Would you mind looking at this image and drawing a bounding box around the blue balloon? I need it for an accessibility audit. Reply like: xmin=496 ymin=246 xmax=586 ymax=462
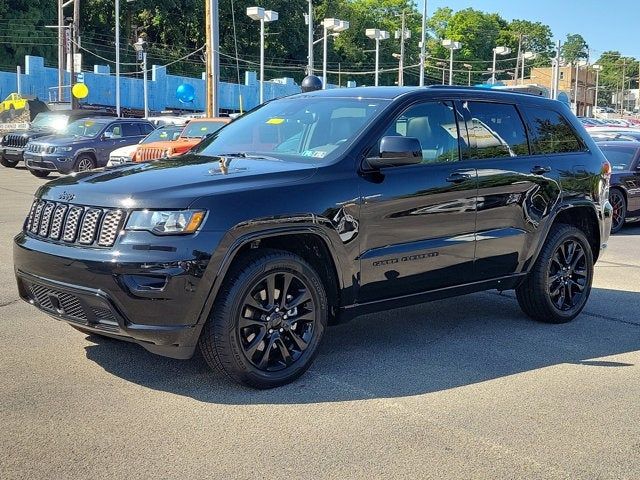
xmin=176 ymin=83 xmax=195 ymax=103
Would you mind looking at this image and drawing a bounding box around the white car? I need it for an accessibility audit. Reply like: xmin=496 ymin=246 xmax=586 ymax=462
xmin=107 ymin=124 xmax=185 ymax=166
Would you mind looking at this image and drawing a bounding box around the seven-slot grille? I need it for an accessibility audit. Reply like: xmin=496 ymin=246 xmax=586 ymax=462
xmin=25 ymin=199 xmax=125 ymax=247
xmin=2 ymin=133 xmax=29 ymax=148
xmin=136 ymin=147 xmax=166 ymax=162
xmin=26 ymin=144 xmax=55 ymax=154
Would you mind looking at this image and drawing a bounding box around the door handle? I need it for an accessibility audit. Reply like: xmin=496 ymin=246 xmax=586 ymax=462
xmin=446 ymin=171 xmax=473 ymax=183
xmin=530 ymin=165 xmax=551 ymax=175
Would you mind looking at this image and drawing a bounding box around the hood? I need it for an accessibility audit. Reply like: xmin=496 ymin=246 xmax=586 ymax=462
xmin=110 ymin=144 xmax=138 ymax=158
xmin=139 ymin=138 xmax=197 ymax=150
xmin=30 ymin=134 xmax=94 ymax=146
xmin=36 ymin=154 xmax=318 ymax=208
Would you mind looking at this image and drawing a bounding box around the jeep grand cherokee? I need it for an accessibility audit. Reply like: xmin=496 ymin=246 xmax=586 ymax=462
xmin=14 ymin=87 xmax=612 ymax=388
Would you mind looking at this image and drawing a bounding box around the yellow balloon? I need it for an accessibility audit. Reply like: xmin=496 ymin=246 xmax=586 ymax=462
xmin=72 ymin=83 xmax=89 ymax=99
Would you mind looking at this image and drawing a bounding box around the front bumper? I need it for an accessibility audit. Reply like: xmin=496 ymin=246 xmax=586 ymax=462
xmin=1 ymin=146 xmax=25 ymax=162
xmin=24 ymin=152 xmax=74 ymax=173
xmin=13 ymin=230 xmax=223 ymax=359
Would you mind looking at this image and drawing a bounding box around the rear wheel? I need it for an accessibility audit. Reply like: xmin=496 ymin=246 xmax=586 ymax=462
xmin=29 ymin=169 xmax=50 ymax=178
xmin=516 ymin=224 xmax=594 ymax=324
xmin=609 ymin=189 xmax=626 ymax=234
xmin=199 ymin=249 xmax=327 ymax=389
xmin=0 ymin=156 xmax=18 ymax=168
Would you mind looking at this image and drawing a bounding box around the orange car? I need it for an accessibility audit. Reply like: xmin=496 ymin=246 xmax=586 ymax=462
xmin=133 ymin=117 xmax=230 ymax=162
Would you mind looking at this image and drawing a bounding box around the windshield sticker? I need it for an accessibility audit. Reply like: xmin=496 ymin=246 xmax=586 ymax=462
xmin=302 ymin=150 xmax=327 ymax=158
xmin=266 ymin=117 xmax=285 ymax=125
xmin=200 ymin=126 xmax=208 ymax=131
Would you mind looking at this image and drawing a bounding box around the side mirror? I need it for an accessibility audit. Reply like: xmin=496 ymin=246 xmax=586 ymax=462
xmin=366 ymin=136 xmax=423 ymax=169
xmin=102 ymin=131 xmax=113 ymax=140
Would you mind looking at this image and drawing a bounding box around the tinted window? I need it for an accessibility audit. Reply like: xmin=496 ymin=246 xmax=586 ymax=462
xmin=462 ymin=101 xmax=529 ymax=159
xmin=599 ymin=146 xmax=639 ymax=171
xmin=141 ymin=123 xmax=156 ymax=135
xmin=182 ymin=121 xmax=228 ymax=138
xmin=524 ymin=107 xmax=586 ymax=154
xmin=380 ymin=101 xmax=459 ymax=164
xmin=122 ymin=123 xmax=141 ymax=137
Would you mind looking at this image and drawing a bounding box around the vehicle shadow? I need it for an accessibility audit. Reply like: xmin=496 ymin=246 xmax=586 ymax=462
xmin=83 ymin=287 xmax=640 ymax=404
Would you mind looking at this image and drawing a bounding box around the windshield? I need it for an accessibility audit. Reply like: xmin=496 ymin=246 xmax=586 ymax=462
xmin=181 ymin=121 xmax=227 ymax=138
xmin=31 ymin=113 xmax=69 ymax=132
xmin=142 ymin=125 xmax=183 ymax=144
xmin=66 ymin=119 xmax=108 ymax=137
xmin=600 ymin=146 xmax=640 ymax=171
xmin=195 ymin=97 xmax=390 ymax=163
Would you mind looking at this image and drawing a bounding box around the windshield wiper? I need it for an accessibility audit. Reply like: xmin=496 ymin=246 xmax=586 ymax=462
xmin=218 ymin=152 xmax=282 ymax=161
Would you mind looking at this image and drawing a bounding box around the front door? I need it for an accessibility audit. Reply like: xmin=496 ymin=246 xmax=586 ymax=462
xmin=357 ymin=100 xmax=478 ymax=303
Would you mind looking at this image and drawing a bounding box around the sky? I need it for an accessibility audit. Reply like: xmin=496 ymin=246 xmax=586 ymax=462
xmin=418 ymin=0 xmax=640 ymax=60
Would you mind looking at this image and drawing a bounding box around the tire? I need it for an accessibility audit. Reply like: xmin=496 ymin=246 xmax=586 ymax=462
xmin=0 ymin=155 xmax=19 ymax=168
xmin=29 ymin=169 xmax=50 ymax=178
xmin=516 ymin=224 xmax=594 ymax=324
xmin=609 ymin=189 xmax=626 ymax=234
xmin=75 ymin=155 xmax=96 ymax=172
xmin=199 ymin=249 xmax=328 ymax=389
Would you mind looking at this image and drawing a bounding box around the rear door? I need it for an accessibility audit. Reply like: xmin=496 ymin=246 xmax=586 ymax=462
xmin=357 ymin=99 xmax=478 ymax=303
xmin=458 ymin=100 xmax=561 ymax=280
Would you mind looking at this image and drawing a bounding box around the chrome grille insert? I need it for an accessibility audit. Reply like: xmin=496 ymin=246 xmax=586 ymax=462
xmin=25 ymin=200 xmax=38 ymax=231
xmin=38 ymin=202 xmax=55 ymax=237
xmin=79 ymin=209 xmax=102 ymax=245
xmin=62 ymin=206 xmax=84 ymax=242
xmin=30 ymin=201 xmax=45 ymax=233
xmin=98 ymin=210 xmax=124 ymax=247
xmin=49 ymin=204 xmax=68 ymax=240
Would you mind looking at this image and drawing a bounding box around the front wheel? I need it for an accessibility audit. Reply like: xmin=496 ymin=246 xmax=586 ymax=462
xmin=29 ymin=169 xmax=50 ymax=178
xmin=199 ymin=249 xmax=328 ymax=389
xmin=0 ymin=156 xmax=19 ymax=168
xmin=516 ymin=224 xmax=594 ymax=324
xmin=609 ymin=189 xmax=626 ymax=234
xmin=75 ymin=155 xmax=96 ymax=172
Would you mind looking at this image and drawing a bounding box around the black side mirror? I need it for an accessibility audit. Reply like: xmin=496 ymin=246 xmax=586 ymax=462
xmin=366 ymin=136 xmax=422 ymax=169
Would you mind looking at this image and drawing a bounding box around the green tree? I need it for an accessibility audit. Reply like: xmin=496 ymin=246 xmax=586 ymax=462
xmin=561 ymin=33 xmax=589 ymax=64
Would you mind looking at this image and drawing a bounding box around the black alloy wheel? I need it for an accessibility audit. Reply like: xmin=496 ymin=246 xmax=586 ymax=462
xmin=516 ymin=224 xmax=593 ymax=324
xmin=238 ymin=271 xmax=317 ymax=372
xmin=547 ymin=239 xmax=588 ymax=311
xmin=609 ymin=190 xmax=626 ymax=234
xmin=199 ymin=249 xmax=327 ymax=389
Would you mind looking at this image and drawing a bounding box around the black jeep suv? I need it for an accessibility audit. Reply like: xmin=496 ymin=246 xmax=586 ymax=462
xmin=14 ymin=87 xmax=612 ymax=388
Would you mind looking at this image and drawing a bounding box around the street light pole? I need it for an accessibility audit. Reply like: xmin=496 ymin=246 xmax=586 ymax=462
xmin=491 ymin=46 xmax=511 ymax=84
xmin=442 ymin=39 xmax=461 ymax=85
xmin=521 ymin=52 xmax=536 ymax=85
xmin=115 ymin=0 xmax=120 ymax=116
xmin=322 ymin=18 xmax=348 ymax=89
xmin=366 ymin=29 xmax=389 ymax=87
xmin=260 ymin=16 xmax=265 ymax=103
xmin=398 ymin=11 xmax=405 ymax=87
xmin=247 ymin=7 xmax=278 ymax=104
xmin=593 ymin=64 xmax=602 ymax=115
xmin=58 ymin=0 xmax=63 ymax=102
xmin=463 ymin=63 xmax=472 ymax=86
xmin=419 ymin=0 xmax=427 ymax=86
xmin=307 ymin=0 xmax=313 ymax=75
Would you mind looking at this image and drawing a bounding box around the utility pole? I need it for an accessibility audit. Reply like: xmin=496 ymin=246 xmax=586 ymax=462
xmin=58 ymin=0 xmax=64 ymax=102
xmin=399 ymin=10 xmax=406 ymax=87
xmin=205 ymin=0 xmax=220 ymax=116
xmin=620 ymin=58 xmax=627 ymax=115
xmin=71 ymin=0 xmax=79 ymax=109
xmin=514 ymin=33 xmax=522 ymax=85
xmin=419 ymin=0 xmax=427 ymax=86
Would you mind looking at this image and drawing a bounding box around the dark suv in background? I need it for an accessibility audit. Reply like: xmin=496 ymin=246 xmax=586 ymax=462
xmin=23 ymin=117 xmax=155 ymax=177
xmin=14 ymin=87 xmax=612 ymax=388
xmin=1 ymin=109 xmax=113 ymax=168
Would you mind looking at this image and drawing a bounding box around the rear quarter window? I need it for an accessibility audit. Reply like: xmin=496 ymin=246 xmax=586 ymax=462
xmin=523 ymin=106 xmax=587 ymax=155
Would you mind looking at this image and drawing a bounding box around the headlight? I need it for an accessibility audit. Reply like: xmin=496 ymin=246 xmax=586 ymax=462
xmin=55 ymin=146 xmax=73 ymax=153
xmin=162 ymin=149 xmax=171 ymax=158
xmin=125 ymin=209 xmax=206 ymax=235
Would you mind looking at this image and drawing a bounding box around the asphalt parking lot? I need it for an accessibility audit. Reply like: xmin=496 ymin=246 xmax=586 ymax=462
xmin=1 ymin=166 xmax=639 ymax=479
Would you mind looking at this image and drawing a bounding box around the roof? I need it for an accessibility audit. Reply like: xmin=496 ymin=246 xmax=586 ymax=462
xmin=291 ymin=85 xmax=562 ymax=107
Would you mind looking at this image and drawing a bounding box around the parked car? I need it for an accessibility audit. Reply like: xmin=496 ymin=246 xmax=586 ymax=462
xmin=107 ymin=124 xmax=183 ymax=167
xmin=589 ymin=131 xmax=640 ymax=143
xmin=23 ymin=117 xmax=154 ymax=177
xmin=133 ymin=117 xmax=230 ymax=162
xmin=0 ymin=93 xmax=27 ymax=115
xmin=14 ymin=87 xmax=612 ymax=388
xmin=1 ymin=109 xmax=114 ymax=168
xmin=596 ymin=141 xmax=640 ymax=233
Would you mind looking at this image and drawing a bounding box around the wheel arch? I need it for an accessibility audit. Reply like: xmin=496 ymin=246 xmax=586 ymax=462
xmin=197 ymin=226 xmax=349 ymax=327
xmin=543 ymin=203 xmax=602 ymax=264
